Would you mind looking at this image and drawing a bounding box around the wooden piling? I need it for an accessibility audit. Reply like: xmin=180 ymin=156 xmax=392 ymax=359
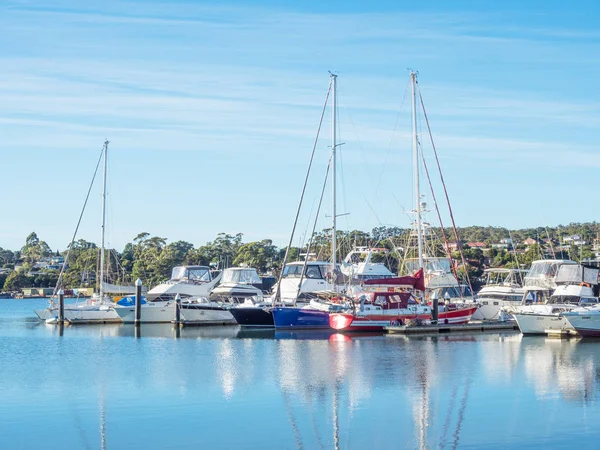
xmin=134 ymin=278 xmax=142 ymax=326
xmin=58 ymin=289 xmax=65 ymax=324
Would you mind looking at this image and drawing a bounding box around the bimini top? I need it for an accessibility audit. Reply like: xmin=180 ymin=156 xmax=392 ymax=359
xmin=524 ymin=259 xmax=577 ymax=290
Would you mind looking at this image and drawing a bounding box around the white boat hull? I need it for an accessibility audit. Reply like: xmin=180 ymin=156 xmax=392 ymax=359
xmin=473 ymin=300 xmax=520 ymax=321
xmin=35 ymin=305 xmax=121 ymax=323
xmin=562 ymin=311 xmax=600 ymax=337
xmin=512 ymin=313 xmax=572 ymax=335
xmin=115 ymin=303 xmax=235 ymax=324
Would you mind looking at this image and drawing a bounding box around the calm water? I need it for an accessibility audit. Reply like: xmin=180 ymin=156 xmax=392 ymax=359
xmin=2 ymin=300 xmax=600 ymax=449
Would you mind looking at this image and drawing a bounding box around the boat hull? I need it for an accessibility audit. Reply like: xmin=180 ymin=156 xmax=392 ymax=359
xmin=229 ymin=307 xmax=274 ymax=327
xmin=512 ymin=313 xmax=572 ymax=335
xmin=562 ymin=313 xmax=600 ymax=338
xmin=115 ymin=303 xmax=235 ymax=324
xmin=35 ymin=306 xmax=121 ymax=323
xmin=271 ymin=307 xmax=331 ymax=329
xmin=180 ymin=304 xmax=235 ymax=325
xmin=330 ymin=306 xmax=478 ymax=331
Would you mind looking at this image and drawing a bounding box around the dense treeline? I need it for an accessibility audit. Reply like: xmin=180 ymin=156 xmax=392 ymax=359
xmin=1 ymin=222 xmax=599 ymax=292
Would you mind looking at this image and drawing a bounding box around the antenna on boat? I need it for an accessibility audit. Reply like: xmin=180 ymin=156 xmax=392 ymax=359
xmin=410 ymin=71 xmax=424 ymax=269
xmin=99 ymin=140 xmax=109 ymax=300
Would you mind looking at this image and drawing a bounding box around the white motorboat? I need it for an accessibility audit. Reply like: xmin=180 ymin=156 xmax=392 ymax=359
xmin=511 ymin=264 xmax=599 ymax=334
xmin=472 ymin=268 xmax=526 ymax=320
xmin=340 ymin=247 xmax=394 ymax=281
xmin=274 ymin=260 xmax=338 ymax=304
xmin=146 ymin=265 xmax=222 ymax=301
xmin=210 ymin=267 xmax=264 ymax=302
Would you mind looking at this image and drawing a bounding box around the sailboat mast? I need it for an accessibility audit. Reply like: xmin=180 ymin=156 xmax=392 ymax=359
xmin=99 ymin=140 xmax=108 ymax=298
xmin=331 ymin=73 xmax=337 ymax=268
xmin=411 ymin=71 xmax=424 ymax=269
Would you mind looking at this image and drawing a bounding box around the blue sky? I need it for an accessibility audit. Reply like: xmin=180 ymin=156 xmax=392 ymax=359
xmin=1 ymin=0 xmax=600 ymax=252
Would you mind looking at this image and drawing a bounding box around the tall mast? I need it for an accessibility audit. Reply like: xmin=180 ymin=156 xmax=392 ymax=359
xmin=411 ymin=71 xmax=424 ymax=269
xmin=99 ymin=140 xmax=109 ymax=299
xmin=331 ymin=73 xmax=337 ymax=268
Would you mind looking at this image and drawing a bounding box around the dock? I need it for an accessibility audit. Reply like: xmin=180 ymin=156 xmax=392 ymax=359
xmin=384 ymin=321 xmax=518 ymax=335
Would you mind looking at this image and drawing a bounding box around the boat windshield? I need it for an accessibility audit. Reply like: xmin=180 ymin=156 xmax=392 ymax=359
xmin=282 ymin=264 xmax=325 ymax=279
xmin=222 ymin=269 xmax=261 ymax=284
xmin=171 ymin=266 xmax=211 ymax=282
xmin=405 ymin=258 xmax=451 ymax=274
xmin=433 ymin=285 xmax=473 ymax=299
xmin=548 ymin=295 xmax=598 ymax=305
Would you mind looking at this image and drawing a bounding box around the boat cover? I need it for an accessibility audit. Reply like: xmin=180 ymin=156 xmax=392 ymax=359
xmin=555 ymin=265 xmax=599 ymax=285
xmin=362 ymin=268 xmax=425 ymax=291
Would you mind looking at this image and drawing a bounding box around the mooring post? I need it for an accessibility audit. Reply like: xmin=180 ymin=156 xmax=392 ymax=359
xmin=174 ymin=293 xmax=181 ymax=326
xmin=58 ymin=289 xmax=65 ymax=324
xmin=431 ymin=291 xmax=439 ymax=325
xmin=134 ymin=278 xmax=142 ymax=326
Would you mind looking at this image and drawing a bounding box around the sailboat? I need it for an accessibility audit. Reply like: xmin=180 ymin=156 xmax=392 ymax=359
xmin=329 ymin=71 xmax=477 ymax=331
xmin=229 ymin=74 xmax=340 ymax=328
xmin=35 ymin=140 xmax=122 ymax=323
xmin=271 ymin=73 xmax=352 ymax=330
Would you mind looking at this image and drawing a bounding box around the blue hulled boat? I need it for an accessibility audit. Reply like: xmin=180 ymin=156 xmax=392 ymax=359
xmin=271 ymin=307 xmax=332 ymax=329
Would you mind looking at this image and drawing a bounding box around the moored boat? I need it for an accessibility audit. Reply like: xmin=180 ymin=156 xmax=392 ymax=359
xmin=511 ymin=264 xmax=599 ymax=335
xmin=330 ymin=290 xmax=478 ymax=332
xmin=562 ymin=306 xmax=600 ymax=337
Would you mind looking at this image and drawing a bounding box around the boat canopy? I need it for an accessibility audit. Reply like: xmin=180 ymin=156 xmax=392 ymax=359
xmin=363 ymin=268 xmax=425 ymax=291
xmin=221 ymin=268 xmax=261 ymax=285
xmin=523 ymin=260 xmax=576 ymax=289
xmin=405 ymin=257 xmax=451 ymax=275
xmin=171 ymin=266 xmax=211 ymax=282
xmin=555 ymin=265 xmax=599 ymax=285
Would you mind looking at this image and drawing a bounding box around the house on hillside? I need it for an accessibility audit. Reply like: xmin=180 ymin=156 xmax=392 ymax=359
xmin=523 ymin=237 xmax=539 ymax=247
xmin=466 ymin=242 xmax=487 ymax=250
xmin=443 ymin=241 xmax=460 ymax=252
xmin=563 ymin=234 xmax=586 ymax=246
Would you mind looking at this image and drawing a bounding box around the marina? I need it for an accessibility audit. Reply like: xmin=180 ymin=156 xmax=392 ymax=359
xmin=3 ymin=1 xmax=600 ymax=448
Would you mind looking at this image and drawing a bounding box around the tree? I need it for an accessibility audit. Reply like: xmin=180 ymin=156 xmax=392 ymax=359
xmin=3 ymin=270 xmax=30 ymax=291
xmin=234 ymin=240 xmax=278 ymax=272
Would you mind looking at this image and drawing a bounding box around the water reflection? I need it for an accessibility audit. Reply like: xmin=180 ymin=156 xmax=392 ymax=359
xmin=4 ymin=299 xmax=600 ymax=448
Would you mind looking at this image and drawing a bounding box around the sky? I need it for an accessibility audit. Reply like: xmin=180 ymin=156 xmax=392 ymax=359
xmin=1 ymin=0 xmax=600 ymax=252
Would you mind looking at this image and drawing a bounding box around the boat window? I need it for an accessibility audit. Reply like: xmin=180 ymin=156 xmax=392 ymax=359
xmin=188 ymin=268 xmax=210 ymax=282
xmin=580 ymin=297 xmax=598 ymax=304
xmin=548 ymin=295 xmax=583 ymax=305
xmin=305 ymin=265 xmax=323 ymax=279
xmin=171 ymin=266 xmax=188 ymax=280
xmin=282 ymin=265 xmax=323 ymax=279
xmin=283 ymin=265 xmax=302 ymax=278
xmin=222 ymin=269 xmax=261 ymax=284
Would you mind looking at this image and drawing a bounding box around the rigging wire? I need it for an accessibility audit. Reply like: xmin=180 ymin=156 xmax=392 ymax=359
xmin=295 ymin=156 xmax=333 ymax=303
xmin=52 ymin=146 xmax=105 ymax=297
xmin=417 ymin=83 xmax=475 ymax=298
xmin=273 ymin=79 xmax=332 ymax=303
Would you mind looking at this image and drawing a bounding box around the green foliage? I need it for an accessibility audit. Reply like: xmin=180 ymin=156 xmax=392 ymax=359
xmin=234 ymin=240 xmax=278 ymax=272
